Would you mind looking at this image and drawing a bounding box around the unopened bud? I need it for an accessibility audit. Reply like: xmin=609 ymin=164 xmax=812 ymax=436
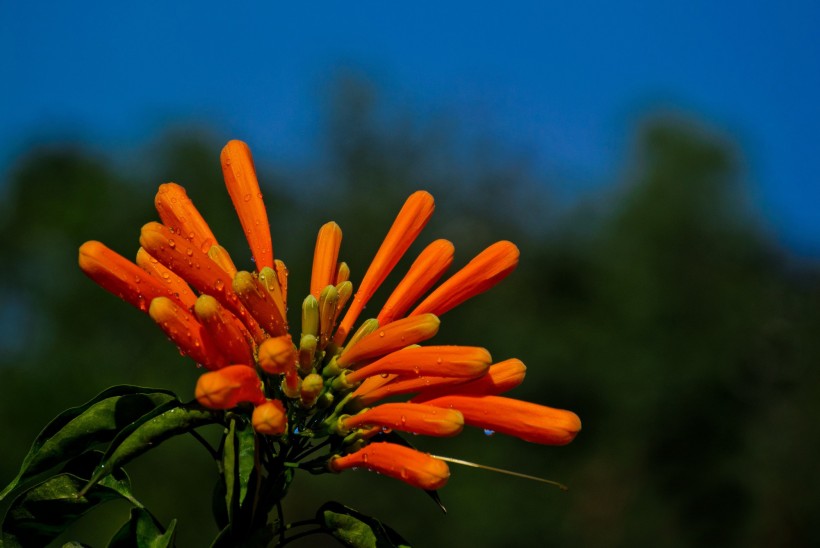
xmin=257 ymin=335 xmax=297 ymax=375
xmin=318 ymin=285 xmax=339 ymax=347
xmin=252 ymin=399 xmax=287 ymax=435
xmin=302 ymin=295 xmax=319 ymax=337
xmin=300 ymin=373 xmax=325 ymax=408
xmin=336 ymin=262 xmax=350 ymax=284
xmin=299 ymin=334 xmax=318 ymax=373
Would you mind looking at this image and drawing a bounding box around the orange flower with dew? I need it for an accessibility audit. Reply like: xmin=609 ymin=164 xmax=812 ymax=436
xmin=79 ymin=139 xmax=580 ymax=492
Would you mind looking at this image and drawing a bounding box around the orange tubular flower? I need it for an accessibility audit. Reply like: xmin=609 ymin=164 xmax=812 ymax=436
xmin=329 ymin=442 xmax=450 ymax=491
xmin=136 ymin=247 xmax=198 ymax=309
xmin=220 ymin=140 xmax=274 ymax=271
xmin=340 ymin=403 xmax=463 ymax=437
xmin=79 ymin=241 xmax=180 ymax=313
xmin=377 ymin=239 xmax=454 ymax=325
xmin=334 ymin=191 xmax=435 ymax=345
xmin=410 ymin=358 xmax=527 ymax=403
xmin=350 ymin=359 xmax=526 ymax=409
xmin=80 ymin=140 xmax=580 ymax=497
xmin=337 ymin=313 xmax=441 ymax=368
xmin=343 ymin=345 xmax=492 ymax=386
xmin=154 ymin=183 xmax=218 ymax=254
xmin=233 ymin=271 xmax=287 ymax=337
xmin=194 ymin=295 xmax=254 ymax=366
xmin=411 ymin=240 xmax=520 ymax=317
xmin=195 ymin=364 xmax=266 ymax=409
xmin=422 ymin=395 xmax=581 ymax=445
xmin=149 ymin=297 xmax=228 ymax=370
xmin=310 ymin=222 xmax=343 ymax=299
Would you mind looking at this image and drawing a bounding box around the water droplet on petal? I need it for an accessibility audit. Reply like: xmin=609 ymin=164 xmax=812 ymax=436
xmin=243 ymin=193 xmax=251 ymax=202
xmin=168 ymin=239 xmax=176 ymax=248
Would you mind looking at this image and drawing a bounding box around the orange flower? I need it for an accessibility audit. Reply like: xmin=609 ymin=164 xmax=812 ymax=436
xmin=193 ymin=295 xmax=254 ymax=366
xmin=337 ymin=313 xmax=440 ymax=368
xmin=310 ymin=222 xmax=343 ymax=299
xmin=220 ymin=140 xmax=274 ymax=271
xmin=80 ymin=139 xmax=580 ymax=496
xmin=342 ymin=345 xmax=492 ymax=386
xmin=195 ymin=364 xmax=266 ymax=409
xmin=79 ymin=241 xmax=179 ymax=312
xmin=135 ymin=247 xmax=198 ymax=309
xmin=252 ymin=399 xmax=288 ymax=435
xmin=334 ymin=191 xmax=435 ymax=344
xmin=376 ymin=239 xmax=454 ymax=325
xmin=154 ymin=182 xmax=218 ymax=254
xmin=339 ymin=402 xmax=464 ymax=437
xmin=329 ymin=442 xmax=450 ymax=490
xmin=149 ymin=296 xmax=229 ymax=370
xmin=422 ymin=395 xmax=581 ymax=445
xmin=411 ymin=240 xmax=519 ymax=317
xmin=410 ymin=358 xmax=527 ymax=402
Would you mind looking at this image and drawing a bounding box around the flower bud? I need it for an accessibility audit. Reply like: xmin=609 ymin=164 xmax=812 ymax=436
xmin=257 ymin=335 xmax=297 ymax=375
xmin=252 ymin=399 xmax=287 ymax=435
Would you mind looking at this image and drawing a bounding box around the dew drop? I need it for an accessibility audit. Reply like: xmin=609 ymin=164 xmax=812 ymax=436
xmin=380 ymin=373 xmax=389 ymax=379
xmin=168 ymin=239 xmax=176 ymax=248
xmin=400 ymin=415 xmax=407 ymax=425
xmin=379 ymin=331 xmax=385 ymax=338
xmin=484 ymin=429 xmax=496 ymax=437
xmin=436 ymin=357 xmax=443 ymax=364
xmin=186 ymin=248 xmax=193 ymax=256
xmin=243 ymin=193 xmax=251 ymax=202
xmin=215 ymin=279 xmax=224 ymax=291
xmin=362 ymin=453 xmax=368 ymax=463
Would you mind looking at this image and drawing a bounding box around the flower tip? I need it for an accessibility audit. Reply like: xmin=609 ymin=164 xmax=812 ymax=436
xmin=252 ymin=399 xmax=288 ymax=435
xmin=257 ymin=334 xmax=297 ymax=375
xmin=195 ymin=365 xmax=265 ymax=409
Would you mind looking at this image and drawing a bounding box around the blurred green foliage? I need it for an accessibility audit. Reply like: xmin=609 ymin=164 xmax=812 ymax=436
xmin=2 ymin=79 xmax=819 ymax=547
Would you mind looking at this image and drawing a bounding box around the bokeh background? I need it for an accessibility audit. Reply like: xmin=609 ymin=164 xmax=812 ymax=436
xmin=2 ymin=2 xmax=820 ymax=546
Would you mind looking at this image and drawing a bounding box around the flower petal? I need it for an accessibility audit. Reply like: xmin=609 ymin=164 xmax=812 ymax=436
xmin=79 ymin=241 xmax=177 ymax=312
xmin=411 ymin=241 xmax=519 ymax=317
xmin=136 ymin=247 xmax=197 ymax=309
xmin=421 ymin=395 xmax=581 ymax=445
xmin=310 ymin=221 xmax=343 ymax=299
xmin=139 ymin=222 xmax=264 ymax=341
xmin=149 ymin=296 xmax=228 ymax=370
xmin=337 ymin=314 xmax=440 ymax=368
xmin=195 ymin=364 xmax=266 ymax=409
xmin=154 ymin=183 xmax=218 ymax=254
xmin=341 ymin=402 xmax=463 ymax=437
xmin=344 ymin=346 xmax=491 ymax=385
xmin=334 ymin=191 xmax=435 ymax=344
xmin=411 ymin=358 xmax=527 ymax=403
xmin=193 ymin=295 xmax=254 ymax=366
xmin=221 ymin=140 xmax=274 ymax=270
xmin=377 ymin=239 xmax=454 ymax=325
xmin=329 ymin=442 xmax=450 ymax=490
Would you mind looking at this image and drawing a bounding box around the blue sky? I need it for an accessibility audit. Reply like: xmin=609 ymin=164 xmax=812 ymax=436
xmin=2 ymin=1 xmax=819 ymax=254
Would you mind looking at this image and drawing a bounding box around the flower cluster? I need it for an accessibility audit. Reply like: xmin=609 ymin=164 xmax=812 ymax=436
xmin=79 ymin=140 xmax=580 ymax=491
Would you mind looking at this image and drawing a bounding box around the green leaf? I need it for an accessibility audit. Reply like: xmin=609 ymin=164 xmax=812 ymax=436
xmin=107 ymin=508 xmax=176 ymax=548
xmin=84 ymin=401 xmax=221 ymax=490
xmin=223 ymin=415 xmax=256 ymax=522
xmin=0 ymin=386 xmax=176 ymax=501
xmin=318 ymin=501 xmax=411 ymax=548
xmin=1 ymin=453 xmax=138 ymax=547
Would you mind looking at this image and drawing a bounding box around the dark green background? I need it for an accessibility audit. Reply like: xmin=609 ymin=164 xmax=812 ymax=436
xmin=2 ymin=80 xmax=819 ymax=547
